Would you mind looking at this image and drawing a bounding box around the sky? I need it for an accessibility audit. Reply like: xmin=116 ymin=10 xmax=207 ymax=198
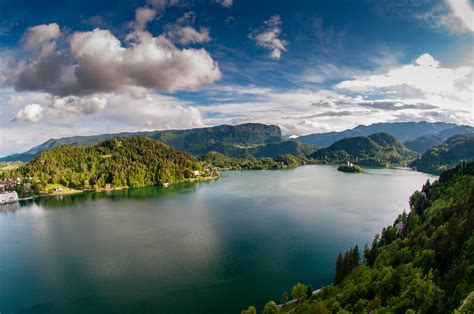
xmin=0 ymin=0 xmax=473 ymax=156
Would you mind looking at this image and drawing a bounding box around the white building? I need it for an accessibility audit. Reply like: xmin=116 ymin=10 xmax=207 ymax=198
xmin=0 ymin=191 xmax=19 ymax=204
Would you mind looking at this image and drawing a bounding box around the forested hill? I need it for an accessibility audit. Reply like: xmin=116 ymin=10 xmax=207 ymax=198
xmin=410 ymin=134 xmax=474 ymax=174
xmin=247 ymin=162 xmax=474 ymax=313
xmin=13 ymin=136 xmax=216 ymax=191
xmin=0 ymin=123 xmax=316 ymax=162
xmin=311 ymin=132 xmax=417 ymax=166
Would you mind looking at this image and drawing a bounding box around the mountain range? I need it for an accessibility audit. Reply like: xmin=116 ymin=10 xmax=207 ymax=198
xmin=298 ymin=121 xmax=474 ymax=148
xmin=0 ymin=123 xmax=316 ymax=162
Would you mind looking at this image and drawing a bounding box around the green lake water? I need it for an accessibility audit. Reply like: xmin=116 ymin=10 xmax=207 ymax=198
xmin=0 ymin=165 xmax=436 ymax=313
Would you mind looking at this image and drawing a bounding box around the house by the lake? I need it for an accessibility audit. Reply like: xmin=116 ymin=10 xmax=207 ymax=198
xmin=0 ymin=191 xmax=19 ymax=204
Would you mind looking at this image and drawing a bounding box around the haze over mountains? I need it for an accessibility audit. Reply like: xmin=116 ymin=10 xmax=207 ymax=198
xmin=298 ymin=122 xmax=474 ymax=148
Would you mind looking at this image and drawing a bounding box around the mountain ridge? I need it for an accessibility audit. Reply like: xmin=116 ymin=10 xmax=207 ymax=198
xmin=298 ymin=121 xmax=473 ymax=147
xmin=1 ymin=123 xmax=316 ymax=162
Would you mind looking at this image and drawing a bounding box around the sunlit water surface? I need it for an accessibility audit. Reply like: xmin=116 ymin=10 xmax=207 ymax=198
xmin=0 ymin=165 xmax=436 ymax=313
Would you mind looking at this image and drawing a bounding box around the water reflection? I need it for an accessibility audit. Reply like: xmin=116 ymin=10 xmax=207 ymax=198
xmin=17 ymin=181 xmax=212 ymax=209
xmin=0 ymin=201 xmax=20 ymax=213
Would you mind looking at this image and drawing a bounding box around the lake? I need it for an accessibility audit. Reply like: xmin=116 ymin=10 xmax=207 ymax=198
xmin=0 ymin=165 xmax=436 ymax=313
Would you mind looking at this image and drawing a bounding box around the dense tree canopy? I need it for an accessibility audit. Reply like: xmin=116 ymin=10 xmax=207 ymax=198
xmin=249 ymin=162 xmax=474 ymax=313
xmin=5 ymin=136 xmax=217 ymax=192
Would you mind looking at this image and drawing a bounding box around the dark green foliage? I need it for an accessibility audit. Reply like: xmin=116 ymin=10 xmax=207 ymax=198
xmin=337 ymin=164 xmax=362 ymax=173
xmin=262 ymin=301 xmax=279 ymax=314
xmin=240 ymin=305 xmax=257 ymax=314
xmin=201 ymin=151 xmax=311 ymax=170
xmin=312 ymin=132 xmax=417 ymax=166
xmin=334 ymin=245 xmax=360 ymax=285
xmin=257 ymin=162 xmax=474 ymax=313
xmin=7 ymin=136 xmax=215 ymax=191
xmin=291 ymin=283 xmax=308 ymax=302
xmin=410 ymin=134 xmax=474 ymax=174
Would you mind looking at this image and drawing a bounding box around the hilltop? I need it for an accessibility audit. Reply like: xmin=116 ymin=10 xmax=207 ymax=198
xmin=9 ymin=136 xmax=217 ymax=193
xmin=311 ymin=132 xmax=417 ymax=166
xmin=410 ymin=134 xmax=474 ymax=174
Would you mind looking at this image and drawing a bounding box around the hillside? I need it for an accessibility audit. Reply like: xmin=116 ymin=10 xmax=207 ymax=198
xmin=9 ymin=136 xmax=217 ymax=193
xmin=248 ymin=162 xmax=474 ymax=313
xmin=311 ymin=132 xmax=417 ymax=166
xmin=404 ymin=134 xmax=444 ymax=154
xmin=298 ymin=122 xmax=473 ymax=147
xmin=201 ymin=151 xmax=310 ymax=170
xmin=0 ymin=123 xmax=316 ymax=162
xmin=410 ymin=134 xmax=474 ymax=174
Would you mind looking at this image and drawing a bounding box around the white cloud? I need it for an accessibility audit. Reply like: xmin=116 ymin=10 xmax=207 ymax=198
xmin=8 ymin=23 xmax=221 ymax=96
xmin=15 ymin=103 xmax=44 ymax=123
xmin=133 ymin=6 xmax=157 ymax=30
xmin=445 ymin=0 xmax=474 ymax=32
xmin=335 ymin=53 xmax=467 ymax=97
xmin=165 ymin=12 xmax=211 ymax=45
xmin=22 ymin=23 xmax=61 ymax=51
xmin=51 ymin=96 xmax=107 ymax=114
xmin=249 ymin=15 xmax=287 ymax=60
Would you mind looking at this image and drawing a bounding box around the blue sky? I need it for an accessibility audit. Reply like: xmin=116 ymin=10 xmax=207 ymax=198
xmin=0 ymin=0 xmax=473 ymax=155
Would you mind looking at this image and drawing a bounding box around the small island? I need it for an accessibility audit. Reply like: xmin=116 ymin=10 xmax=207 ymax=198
xmin=337 ymin=161 xmax=362 ymax=173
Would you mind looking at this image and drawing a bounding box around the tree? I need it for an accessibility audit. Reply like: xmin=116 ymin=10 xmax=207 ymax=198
xmin=334 ymin=252 xmax=343 ymax=285
xmin=291 ymin=283 xmax=308 ymax=302
xmin=263 ymin=301 xmax=279 ymax=314
xmin=241 ymin=306 xmax=257 ymax=314
xmin=281 ymin=291 xmax=289 ymax=305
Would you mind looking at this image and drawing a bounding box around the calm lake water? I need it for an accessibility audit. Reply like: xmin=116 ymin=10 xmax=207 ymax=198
xmin=0 ymin=165 xmax=436 ymax=314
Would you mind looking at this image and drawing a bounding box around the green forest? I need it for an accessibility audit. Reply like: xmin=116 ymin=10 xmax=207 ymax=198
xmin=411 ymin=134 xmax=474 ymax=174
xmin=4 ymin=136 xmax=218 ymax=193
xmin=201 ymin=151 xmax=312 ymax=170
xmin=312 ymin=133 xmax=418 ymax=167
xmin=244 ymin=162 xmax=474 ymax=313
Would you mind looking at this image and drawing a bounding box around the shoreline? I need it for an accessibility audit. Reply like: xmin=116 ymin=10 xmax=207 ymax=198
xmin=16 ymin=175 xmax=221 ymax=202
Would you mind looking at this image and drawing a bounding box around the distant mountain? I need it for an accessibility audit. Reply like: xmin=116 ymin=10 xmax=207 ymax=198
xmin=410 ymin=134 xmax=474 ymax=174
xmin=1 ymin=123 xmax=317 ymax=162
xmin=298 ymin=122 xmax=474 ymax=147
xmin=311 ymin=132 xmax=417 ymax=166
xmin=404 ymin=135 xmax=444 ymax=154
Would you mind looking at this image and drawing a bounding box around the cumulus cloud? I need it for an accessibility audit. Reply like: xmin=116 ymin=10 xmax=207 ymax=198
xmin=51 ymin=96 xmax=107 ymax=114
xmin=249 ymin=15 xmax=287 ymax=60
xmin=22 ymin=23 xmax=61 ymax=51
xmin=7 ymin=22 xmax=221 ymax=96
xmin=165 ymin=12 xmax=211 ymax=45
xmin=15 ymin=103 xmax=45 ymax=123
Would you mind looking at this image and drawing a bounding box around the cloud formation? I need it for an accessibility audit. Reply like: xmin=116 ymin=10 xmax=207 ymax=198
xmin=15 ymin=103 xmax=45 ymax=122
xmin=7 ymin=21 xmax=221 ymax=96
xmin=22 ymin=23 xmax=61 ymax=51
xmin=445 ymin=0 xmax=474 ymax=32
xmin=165 ymin=12 xmax=211 ymax=45
xmin=249 ymin=15 xmax=287 ymax=60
